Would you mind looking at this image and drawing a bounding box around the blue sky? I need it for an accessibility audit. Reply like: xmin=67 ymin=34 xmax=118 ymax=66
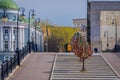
xmin=13 ymin=0 xmax=120 ymax=26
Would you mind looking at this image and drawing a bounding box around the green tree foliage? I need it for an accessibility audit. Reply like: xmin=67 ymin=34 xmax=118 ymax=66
xmin=48 ymin=25 xmax=77 ymax=52
xmin=48 ymin=34 xmax=63 ymax=52
xmin=40 ymin=19 xmax=78 ymax=52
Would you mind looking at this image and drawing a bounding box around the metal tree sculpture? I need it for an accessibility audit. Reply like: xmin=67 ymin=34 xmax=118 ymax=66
xmin=72 ymin=32 xmax=93 ymax=72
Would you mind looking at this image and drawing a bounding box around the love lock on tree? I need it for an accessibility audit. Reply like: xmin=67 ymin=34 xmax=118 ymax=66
xmin=72 ymin=32 xmax=93 ymax=72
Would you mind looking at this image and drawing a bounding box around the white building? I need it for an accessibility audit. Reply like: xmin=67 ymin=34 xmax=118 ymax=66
xmin=72 ymin=19 xmax=87 ymax=40
xmin=0 ymin=0 xmax=44 ymax=57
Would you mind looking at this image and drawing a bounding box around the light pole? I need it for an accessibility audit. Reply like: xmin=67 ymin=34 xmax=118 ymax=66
xmin=104 ymin=31 xmax=109 ymax=50
xmin=45 ymin=19 xmax=49 ymax=52
xmin=34 ymin=18 xmax=40 ymax=52
xmin=112 ymin=19 xmax=118 ymax=52
xmin=28 ymin=9 xmax=35 ymax=53
xmin=46 ymin=25 xmax=48 ymax=52
xmin=16 ymin=7 xmax=25 ymax=66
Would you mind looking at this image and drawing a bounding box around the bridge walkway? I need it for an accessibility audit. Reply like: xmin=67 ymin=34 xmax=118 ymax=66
xmin=7 ymin=53 xmax=55 ymax=80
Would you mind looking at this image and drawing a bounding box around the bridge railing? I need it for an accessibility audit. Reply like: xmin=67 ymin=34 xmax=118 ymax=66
xmin=1 ymin=44 xmax=29 ymax=80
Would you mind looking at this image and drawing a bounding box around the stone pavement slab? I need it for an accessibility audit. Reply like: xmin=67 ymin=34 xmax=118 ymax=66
xmin=50 ymin=54 xmax=119 ymax=80
xmin=8 ymin=53 xmax=55 ymax=80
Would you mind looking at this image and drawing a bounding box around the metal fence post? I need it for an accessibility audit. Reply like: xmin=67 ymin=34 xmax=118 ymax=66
xmin=17 ymin=50 xmax=20 ymax=66
xmin=6 ymin=60 xmax=8 ymax=77
xmin=10 ymin=57 xmax=12 ymax=73
xmin=1 ymin=64 xmax=4 ymax=80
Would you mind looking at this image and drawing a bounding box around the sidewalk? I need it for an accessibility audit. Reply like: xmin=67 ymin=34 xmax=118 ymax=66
xmin=8 ymin=53 xmax=55 ymax=80
xmin=7 ymin=52 xmax=120 ymax=80
xmin=101 ymin=53 xmax=120 ymax=78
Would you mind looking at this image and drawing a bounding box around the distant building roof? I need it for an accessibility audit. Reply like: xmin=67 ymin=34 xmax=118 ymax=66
xmin=0 ymin=0 xmax=18 ymax=10
xmin=72 ymin=18 xmax=87 ymax=27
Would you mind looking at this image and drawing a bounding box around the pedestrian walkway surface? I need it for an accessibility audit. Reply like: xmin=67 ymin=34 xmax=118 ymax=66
xmin=50 ymin=54 xmax=119 ymax=80
xmin=8 ymin=53 xmax=55 ymax=80
xmin=101 ymin=53 xmax=120 ymax=78
xmin=7 ymin=52 xmax=120 ymax=80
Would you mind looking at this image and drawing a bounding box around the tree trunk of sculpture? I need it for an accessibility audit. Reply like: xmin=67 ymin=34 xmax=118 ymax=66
xmin=72 ymin=32 xmax=93 ymax=73
xmin=81 ymin=58 xmax=87 ymax=72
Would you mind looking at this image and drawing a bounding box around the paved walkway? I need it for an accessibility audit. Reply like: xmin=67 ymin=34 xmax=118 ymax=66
xmin=8 ymin=53 xmax=55 ymax=80
xmin=6 ymin=52 xmax=120 ymax=80
xmin=101 ymin=53 xmax=120 ymax=78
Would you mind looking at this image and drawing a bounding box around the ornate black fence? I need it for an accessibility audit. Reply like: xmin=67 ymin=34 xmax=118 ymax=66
xmin=1 ymin=44 xmax=29 ymax=80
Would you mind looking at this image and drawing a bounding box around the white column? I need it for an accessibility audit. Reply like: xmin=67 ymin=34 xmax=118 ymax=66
xmin=11 ymin=27 xmax=14 ymax=51
xmin=0 ymin=26 xmax=1 ymax=51
xmin=21 ymin=28 xmax=23 ymax=47
xmin=38 ymin=32 xmax=40 ymax=51
xmin=21 ymin=28 xmax=24 ymax=47
xmin=0 ymin=27 xmax=1 ymax=51
xmin=18 ymin=28 xmax=22 ymax=49
xmin=23 ymin=28 xmax=24 ymax=47
xmin=42 ymin=33 xmax=44 ymax=52
xmin=39 ymin=32 xmax=41 ymax=51
xmin=9 ymin=27 xmax=12 ymax=51
xmin=0 ymin=27 xmax=3 ymax=51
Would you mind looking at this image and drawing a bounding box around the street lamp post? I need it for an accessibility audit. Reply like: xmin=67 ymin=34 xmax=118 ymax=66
xmin=46 ymin=25 xmax=48 ymax=52
xmin=112 ymin=19 xmax=118 ymax=52
xmin=16 ymin=7 xmax=25 ymax=66
xmin=34 ymin=18 xmax=40 ymax=52
xmin=104 ymin=31 xmax=109 ymax=50
xmin=28 ymin=9 xmax=35 ymax=53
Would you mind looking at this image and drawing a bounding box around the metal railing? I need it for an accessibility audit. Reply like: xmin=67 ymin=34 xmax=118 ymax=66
xmin=1 ymin=44 xmax=29 ymax=80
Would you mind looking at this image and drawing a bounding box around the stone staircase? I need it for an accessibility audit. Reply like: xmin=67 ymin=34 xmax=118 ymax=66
xmin=50 ymin=54 xmax=119 ymax=80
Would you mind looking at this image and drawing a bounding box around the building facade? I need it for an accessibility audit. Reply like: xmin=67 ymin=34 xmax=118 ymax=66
xmin=0 ymin=0 xmax=44 ymax=62
xmin=72 ymin=19 xmax=87 ymax=37
xmin=90 ymin=1 xmax=120 ymax=52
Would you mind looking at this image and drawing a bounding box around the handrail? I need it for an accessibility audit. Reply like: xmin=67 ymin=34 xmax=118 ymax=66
xmin=1 ymin=44 xmax=29 ymax=80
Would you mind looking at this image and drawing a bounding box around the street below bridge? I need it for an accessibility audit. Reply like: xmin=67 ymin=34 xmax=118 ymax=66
xmin=7 ymin=52 xmax=120 ymax=80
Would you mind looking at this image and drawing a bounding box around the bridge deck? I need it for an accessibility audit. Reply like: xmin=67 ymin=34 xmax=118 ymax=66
xmin=8 ymin=53 xmax=55 ymax=80
xmin=7 ymin=52 xmax=120 ymax=80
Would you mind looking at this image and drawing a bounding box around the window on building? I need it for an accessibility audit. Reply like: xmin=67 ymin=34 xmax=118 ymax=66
xmin=4 ymin=41 xmax=8 ymax=50
xmin=4 ymin=29 xmax=8 ymax=34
